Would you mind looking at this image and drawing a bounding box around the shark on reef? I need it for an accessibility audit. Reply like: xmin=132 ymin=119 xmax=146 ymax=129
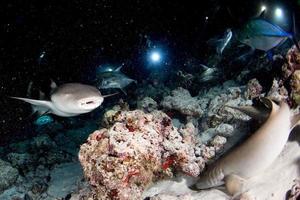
xmin=11 ymin=83 xmax=115 ymax=117
xmin=195 ymin=98 xmax=300 ymax=195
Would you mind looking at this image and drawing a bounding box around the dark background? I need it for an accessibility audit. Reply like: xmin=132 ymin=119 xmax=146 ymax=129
xmin=0 ymin=0 xmax=299 ymax=142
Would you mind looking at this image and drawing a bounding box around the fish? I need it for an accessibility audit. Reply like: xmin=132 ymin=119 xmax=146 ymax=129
xmin=96 ymin=65 xmax=137 ymax=94
xmin=11 ymin=83 xmax=115 ymax=117
xmin=96 ymin=63 xmax=124 ymax=74
xmin=34 ymin=115 xmax=54 ymax=126
xmin=198 ymin=64 xmax=221 ymax=82
xmin=237 ymin=18 xmax=300 ymax=52
xmin=195 ymin=98 xmax=300 ymax=195
xmin=208 ymin=28 xmax=233 ymax=55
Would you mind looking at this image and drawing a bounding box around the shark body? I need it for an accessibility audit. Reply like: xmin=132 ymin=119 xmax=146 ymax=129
xmin=12 ymin=83 xmax=105 ymax=117
xmin=195 ymin=99 xmax=300 ymax=195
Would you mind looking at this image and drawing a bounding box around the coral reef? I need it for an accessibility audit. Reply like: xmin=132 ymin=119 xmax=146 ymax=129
xmin=161 ymin=87 xmax=203 ymax=117
xmin=137 ymin=97 xmax=158 ymax=113
xmin=282 ymin=43 xmax=300 ymax=80
xmin=79 ymin=110 xmax=203 ymax=200
xmin=267 ymin=79 xmax=288 ymax=102
xmin=244 ymin=78 xmax=262 ymax=99
xmin=0 ymin=159 xmax=19 ymax=192
xmin=290 ymin=70 xmax=300 ymax=105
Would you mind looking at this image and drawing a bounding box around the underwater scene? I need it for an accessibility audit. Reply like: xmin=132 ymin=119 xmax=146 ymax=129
xmin=2 ymin=0 xmax=300 ymax=199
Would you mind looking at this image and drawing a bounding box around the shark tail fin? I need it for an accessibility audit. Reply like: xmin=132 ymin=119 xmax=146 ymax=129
xmin=11 ymin=97 xmax=53 ymax=116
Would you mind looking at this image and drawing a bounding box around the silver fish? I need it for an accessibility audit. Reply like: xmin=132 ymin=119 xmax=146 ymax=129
xmin=98 ymin=73 xmax=136 ymax=95
xmin=237 ymin=18 xmax=295 ymax=52
xmin=208 ymin=28 xmax=232 ymax=55
xmin=199 ymin=64 xmax=220 ymax=82
xmin=96 ymin=65 xmax=136 ymax=94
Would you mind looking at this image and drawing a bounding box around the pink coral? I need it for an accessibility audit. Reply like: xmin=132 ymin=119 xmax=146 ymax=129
xmin=244 ymin=78 xmax=263 ymax=100
xmin=282 ymin=43 xmax=300 ymax=80
xmin=79 ymin=110 xmax=203 ymax=200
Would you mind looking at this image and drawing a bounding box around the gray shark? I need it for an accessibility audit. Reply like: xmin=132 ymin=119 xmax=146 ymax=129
xmin=11 ymin=83 xmax=112 ymax=117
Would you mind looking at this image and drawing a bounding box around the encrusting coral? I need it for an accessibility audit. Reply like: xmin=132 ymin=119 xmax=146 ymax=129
xmin=244 ymin=78 xmax=262 ymax=100
xmin=79 ymin=110 xmax=204 ymax=200
xmin=160 ymin=87 xmax=203 ymax=117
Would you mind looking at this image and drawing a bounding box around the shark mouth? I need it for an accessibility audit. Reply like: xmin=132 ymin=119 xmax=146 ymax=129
xmin=79 ymin=97 xmax=103 ymax=110
xmin=85 ymin=101 xmax=95 ymax=105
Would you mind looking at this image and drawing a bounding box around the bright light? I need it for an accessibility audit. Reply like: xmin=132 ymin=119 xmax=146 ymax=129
xmin=150 ymin=51 xmax=161 ymax=63
xmin=261 ymin=5 xmax=267 ymax=12
xmin=275 ymin=8 xmax=283 ymax=18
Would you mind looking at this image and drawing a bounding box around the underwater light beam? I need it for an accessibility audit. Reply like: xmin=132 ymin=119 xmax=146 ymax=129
xmin=149 ymin=51 xmax=162 ymax=64
xmin=275 ymin=8 xmax=283 ymax=18
xmin=261 ymin=5 xmax=267 ymax=12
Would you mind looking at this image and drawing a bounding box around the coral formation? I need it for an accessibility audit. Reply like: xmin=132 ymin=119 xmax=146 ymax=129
xmin=267 ymin=79 xmax=288 ymax=102
xmin=282 ymin=43 xmax=300 ymax=80
xmin=137 ymin=97 xmax=158 ymax=113
xmin=0 ymin=159 xmax=19 ymax=192
xmin=161 ymin=87 xmax=203 ymax=117
xmin=290 ymin=70 xmax=300 ymax=105
xmin=79 ymin=110 xmax=203 ymax=200
xmin=244 ymin=78 xmax=262 ymax=99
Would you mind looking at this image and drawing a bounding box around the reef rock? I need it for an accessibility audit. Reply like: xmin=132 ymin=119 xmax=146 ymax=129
xmin=290 ymin=70 xmax=300 ymax=105
xmin=267 ymin=79 xmax=288 ymax=102
xmin=47 ymin=162 xmax=83 ymax=199
xmin=137 ymin=97 xmax=158 ymax=113
xmin=79 ymin=110 xmax=204 ymax=200
xmin=0 ymin=159 xmax=19 ymax=192
xmin=161 ymin=87 xmax=203 ymax=117
xmin=282 ymin=43 xmax=300 ymax=80
xmin=244 ymin=78 xmax=262 ymax=100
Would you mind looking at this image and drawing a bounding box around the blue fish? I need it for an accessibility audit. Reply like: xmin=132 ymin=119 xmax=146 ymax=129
xmin=237 ymin=18 xmax=299 ymax=52
xmin=34 ymin=115 xmax=54 ymax=126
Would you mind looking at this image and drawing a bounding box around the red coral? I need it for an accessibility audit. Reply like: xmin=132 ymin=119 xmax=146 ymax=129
xmin=122 ymin=169 xmax=140 ymax=187
xmin=162 ymin=155 xmax=176 ymax=170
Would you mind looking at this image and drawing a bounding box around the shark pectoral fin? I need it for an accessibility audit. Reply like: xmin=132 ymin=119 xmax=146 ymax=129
xmin=103 ymin=92 xmax=119 ymax=98
xmin=224 ymin=174 xmax=245 ymax=196
xmin=11 ymin=97 xmax=54 ymax=115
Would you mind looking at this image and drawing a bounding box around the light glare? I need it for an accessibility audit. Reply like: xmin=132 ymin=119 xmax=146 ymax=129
xmin=261 ymin=5 xmax=266 ymax=12
xmin=151 ymin=52 xmax=161 ymax=62
xmin=275 ymin=8 xmax=283 ymax=18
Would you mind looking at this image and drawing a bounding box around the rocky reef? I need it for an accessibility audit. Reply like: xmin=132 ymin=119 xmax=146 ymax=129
xmin=1 ymin=44 xmax=300 ymax=200
xmin=77 ymin=78 xmax=254 ymax=199
xmin=79 ymin=110 xmax=203 ymax=200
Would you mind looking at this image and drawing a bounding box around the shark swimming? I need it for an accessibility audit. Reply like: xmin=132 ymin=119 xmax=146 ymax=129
xmin=11 ymin=83 xmax=115 ymax=117
xmin=195 ymin=98 xmax=300 ymax=195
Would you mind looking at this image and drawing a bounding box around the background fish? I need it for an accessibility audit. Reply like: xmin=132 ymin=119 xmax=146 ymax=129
xmin=208 ymin=28 xmax=233 ymax=55
xmin=96 ymin=65 xmax=136 ymax=94
xmin=237 ymin=18 xmax=299 ymax=52
xmin=98 ymin=73 xmax=137 ymax=95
